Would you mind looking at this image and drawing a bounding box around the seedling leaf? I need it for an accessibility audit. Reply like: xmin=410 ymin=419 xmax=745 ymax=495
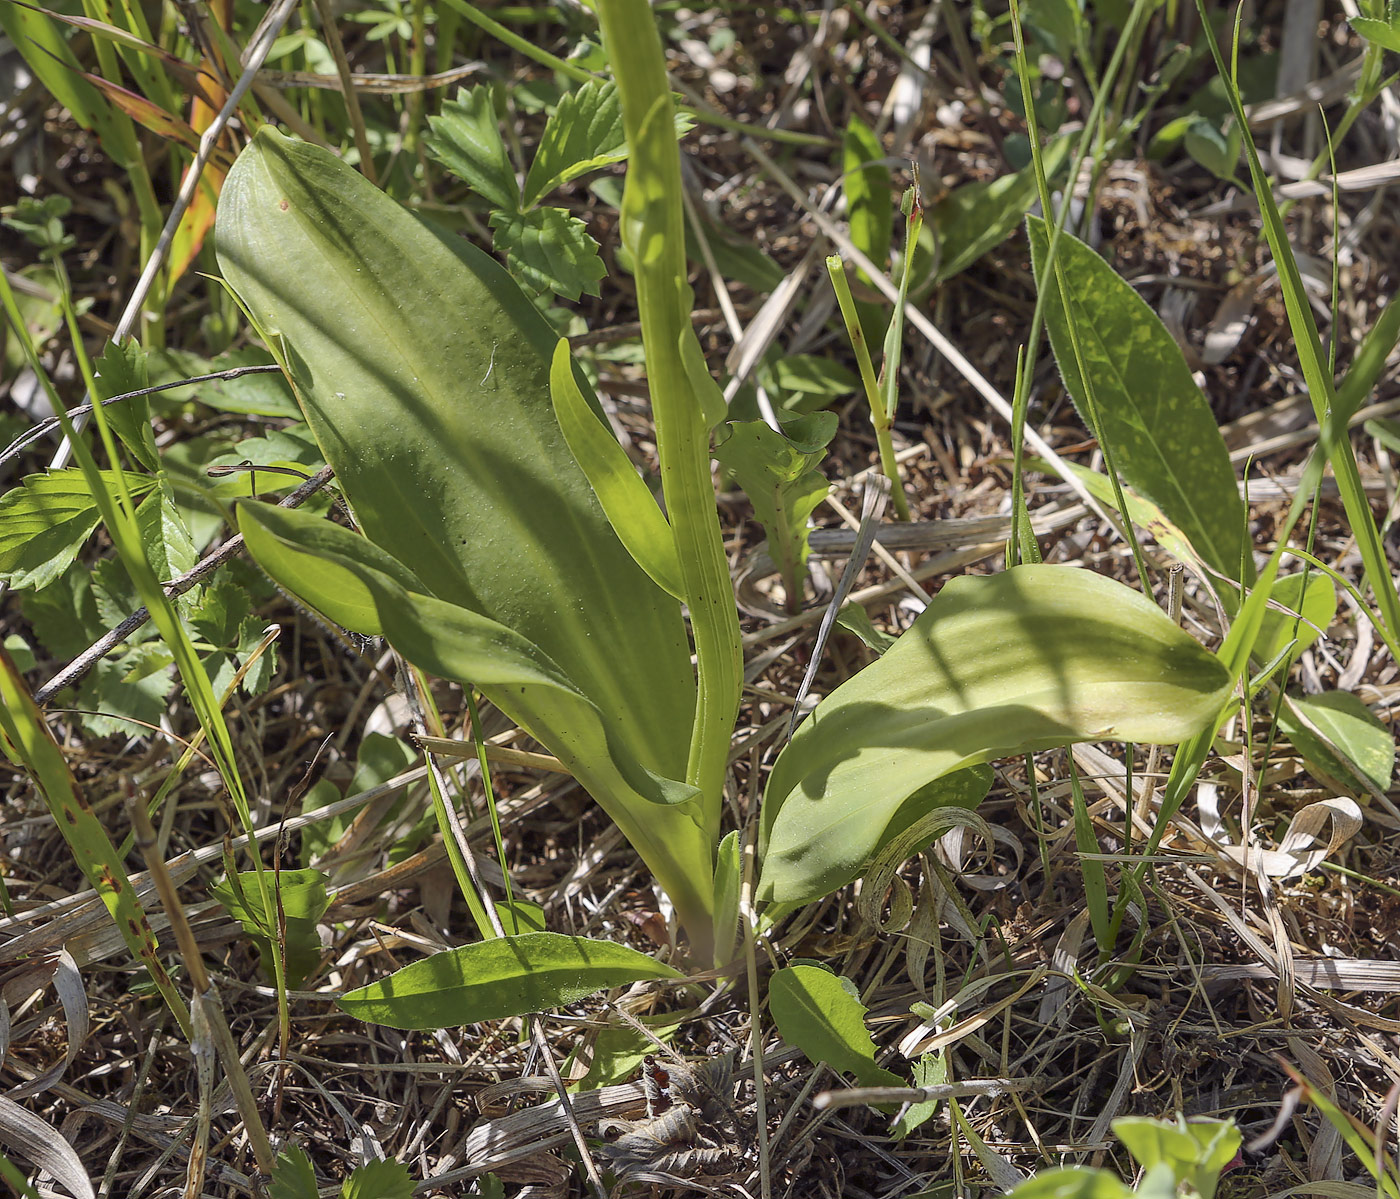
xmin=523 ymin=79 xmax=627 ymax=208
xmin=426 ymin=85 xmax=520 ymax=211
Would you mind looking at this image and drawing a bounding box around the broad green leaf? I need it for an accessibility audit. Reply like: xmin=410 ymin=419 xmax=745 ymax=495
xmin=714 ymin=413 xmax=835 ymax=610
xmin=549 ymin=339 xmax=683 ymax=598
xmin=842 ymin=116 xmax=892 ymax=283
xmin=759 ymin=565 xmax=1232 ymax=903
xmin=766 ymin=354 xmax=861 ymax=402
xmin=1255 ymin=572 xmax=1336 ymax=666
xmin=0 ymin=470 xmax=156 ymax=592
xmin=523 ymin=79 xmax=627 ymax=209
xmin=237 ymin=500 xmax=713 ymax=917
xmin=425 ymin=85 xmax=519 ymax=211
xmin=152 ymin=347 xmax=299 ymax=417
xmin=77 ymin=650 xmax=176 ymax=739
xmin=337 ymin=932 xmax=681 ymax=1029
xmin=768 ymin=964 xmax=903 ymax=1088
xmin=1004 ymin=1169 xmax=1133 ymax=1199
xmin=928 ymin=139 xmax=1069 ymax=285
xmin=210 ymin=868 xmax=330 ymax=987
xmin=1027 ymin=216 xmax=1248 ymax=583
xmin=342 ymin=1158 xmax=413 ymax=1199
xmin=490 ymin=207 xmax=606 ymax=300
xmin=268 ymin=1144 xmax=318 ymax=1199
xmin=495 ymin=898 xmax=546 ymax=935
xmin=1349 ymin=16 xmax=1400 ymax=52
xmin=1183 ymin=115 xmax=1242 ymax=180
xmin=93 ymin=339 xmax=158 ymax=472
xmin=1281 ymin=691 xmax=1394 ymax=797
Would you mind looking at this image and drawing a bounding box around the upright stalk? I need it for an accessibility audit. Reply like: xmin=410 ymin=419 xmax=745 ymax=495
xmin=594 ymin=0 xmax=743 ymax=844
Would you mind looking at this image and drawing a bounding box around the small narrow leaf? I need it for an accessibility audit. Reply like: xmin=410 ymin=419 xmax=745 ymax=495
xmin=1027 ymin=216 xmax=1247 ymax=583
xmin=523 ymin=79 xmax=627 ymax=209
xmin=338 ymin=932 xmax=681 ymax=1029
xmin=769 ymin=965 xmax=903 ymax=1088
xmin=490 ymin=207 xmax=606 ymax=299
xmin=426 ymin=85 xmax=520 ymax=211
xmin=549 ymin=340 xmax=683 ymax=598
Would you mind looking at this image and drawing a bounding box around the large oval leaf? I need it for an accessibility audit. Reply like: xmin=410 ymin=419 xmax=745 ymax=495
xmin=1027 ymin=217 xmax=1248 ymax=584
xmin=214 ymin=129 xmax=694 ymax=785
xmin=759 ymin=565 xmax=1232 ymax=903
xmin=337 ymin=932 xmax=682 ymax=1029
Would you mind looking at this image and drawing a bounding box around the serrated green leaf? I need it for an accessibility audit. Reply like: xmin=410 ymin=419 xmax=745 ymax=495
xmin=342 ymin=1158 xmax=413 ymax=1199
xmin=93 ymin=339 xmax=158 ymax=472
xmin=523 ymin=79 xmax=627 ymax=209
xmin=490 ymin=207 xmax=606 ymax=300
xmin=1027 ymin=216 xmax=1248 ymax=583
xmin=190 ymin=581 xmax=253 ymax=646
xmin=77 ymin=651 xmax=177 ymax=738
xmin=20 ymin=564 xmax=104 ymax=659
xmin=769 ymin=964 xmax=903 ymax=1088
xmin=0 ymin=470 xmax=155 ymax=592
xmin=136 ymin=483 xmax=196 ymax=584
xmin=891 ymin=1052 xmax=947 ymax=1139
xmin=759 ymin=565 xmax=1232 ymax=903
xmin=425 ymin=85 xmax=519 ymax=211
xmin=337 ymin=932 xmax=682 ymax=1029
xmin=268 ymin=1143 xmax=318 ymax=1199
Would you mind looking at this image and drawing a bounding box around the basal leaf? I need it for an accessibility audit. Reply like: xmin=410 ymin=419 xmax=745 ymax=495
xmin=425 ymin=85 xmax=519 ymax=211
xmin=490 ymin=206 xmax=606 ymax=300
xmin=523 ymin=78 xmax=627 ymax=209
xmin=337 ymin=932 xmax=681 ymax=1029
xmin=759 ymin=565 xmax=1232 ymax=903
xmin=0 ymin=470 xmax=155 ymax=592
xmin=768 ymin=964 xmax=903 ymax=1088
xmin=1027 ymin=216 xmax=1248 ymax=583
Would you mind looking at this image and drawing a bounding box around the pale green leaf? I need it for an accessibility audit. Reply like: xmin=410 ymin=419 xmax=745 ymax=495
xmin=549 ymin=339 xmax=683 ymax=598
xmin=1349 ymin=16 xmax=1400 ymax=52
xmin=1281 ymin=691 xmax=1394 ymax=796
xmin=490 ymin=207 xmax=606 ymax=300
xmin=1026 ymin=216 xmax=1247 ymax=582
xmin=0 ymin=470 xmax=155 ymax=592
xmin=1255 ymin=572 xmax=1336 ymax=666
xmin=338 ymin=932 xmax=681 ymax=1029
xmin=891 ymin=1052 xmax=947 ymax=1139
xmin=768 ymin=964 xmax=903 ymax=1088
xmin=523 ymin=79 xmax=627 ymax=209
xmin=425 ymin=85 xmax=519 ymax=211
xmin=210 ymin=868 xmax=330 ymax=988
xmin=1113 ymin=1116 xmax=1240 ymax=1199
xmin=1004 ymin=1168 xmax=1133 ymax=1199
xmin=759 ymin=565 xmax=1232 ymax=903
xmin=711 ymin=829 xmax=741 ymax=967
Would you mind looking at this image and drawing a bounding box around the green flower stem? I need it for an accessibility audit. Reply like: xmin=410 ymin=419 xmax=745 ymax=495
xmin=826 ymin=256 xmax=910 ymax=521
xmin=595 ymin=0 xmax=742 ymax=849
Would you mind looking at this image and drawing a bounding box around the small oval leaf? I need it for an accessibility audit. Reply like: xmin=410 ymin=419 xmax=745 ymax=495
xmin=338 ymin=932 xmax=682 ymax=1029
